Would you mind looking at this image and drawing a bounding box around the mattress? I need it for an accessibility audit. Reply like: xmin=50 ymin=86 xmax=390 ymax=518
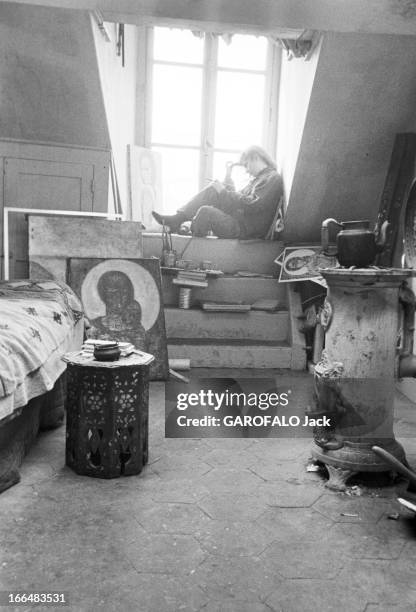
xmin=0 ymin=279 xmax=84 ymax=421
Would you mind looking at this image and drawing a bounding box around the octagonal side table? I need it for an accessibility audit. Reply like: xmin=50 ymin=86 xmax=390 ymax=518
xmin=63 ymin=351 xmax=154 ymax=479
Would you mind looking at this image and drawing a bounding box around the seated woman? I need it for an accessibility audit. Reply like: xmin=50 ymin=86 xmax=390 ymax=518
xmin=152 ymin=145 xmax=283 ymax=239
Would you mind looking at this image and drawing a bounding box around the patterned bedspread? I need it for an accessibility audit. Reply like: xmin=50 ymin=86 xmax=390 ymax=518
xmin=0 ymin=280 xmax=84 ymax=421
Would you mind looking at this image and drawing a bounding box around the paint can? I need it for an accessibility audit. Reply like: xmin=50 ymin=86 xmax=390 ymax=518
xmin=179 ymin=287 xmax=192 ymax=309
xmin=163 ymin=250 xmax=176 ymax=268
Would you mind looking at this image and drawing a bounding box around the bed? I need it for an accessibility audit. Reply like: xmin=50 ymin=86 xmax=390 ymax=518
xmin=0 ymin=279 xmax=84 ymax=492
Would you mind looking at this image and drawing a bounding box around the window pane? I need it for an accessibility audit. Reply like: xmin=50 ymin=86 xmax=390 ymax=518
xmin=214 ymin=72 xmax=265 ymax=150
xmin=154 ymin=27 xmax=204 ymax=64
xmin=152 ymin=147 xmax=200 ymax=214
xmin=151 ymin=64 xmax=202 ymax=146
xmin=212 ymin=152 xmax=249 ymax=191
xmin=218 ymin=34 xmax=267 ymax=71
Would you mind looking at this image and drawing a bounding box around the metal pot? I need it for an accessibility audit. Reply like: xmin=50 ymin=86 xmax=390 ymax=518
xmin=321 ymin=218 xmax=388 ymax=267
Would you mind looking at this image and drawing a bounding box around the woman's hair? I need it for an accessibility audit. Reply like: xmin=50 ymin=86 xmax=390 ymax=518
xmin=240 ymin=145 xmax=276 ymax=170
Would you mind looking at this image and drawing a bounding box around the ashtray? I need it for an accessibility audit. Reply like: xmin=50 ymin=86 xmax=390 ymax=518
xmin=93 ymin=343 xmax=121 ymax=361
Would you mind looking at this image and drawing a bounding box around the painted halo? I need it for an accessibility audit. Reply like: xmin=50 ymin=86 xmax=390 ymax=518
xmin=283 ymin=248 xmax=315 ymax=276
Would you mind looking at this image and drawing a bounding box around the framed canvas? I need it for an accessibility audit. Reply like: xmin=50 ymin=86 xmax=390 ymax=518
xmin=276 ymin=246 xmax=337 ymax=283
xmin=127 ymin=145 xmax=163 ymax=230
xmin=4 ymin=208 xmax=123 ymax=281
xmin=68 ymin=258 xmax=169 ymax=380
xmin=28 ymin=215 xmax=142 ymax=284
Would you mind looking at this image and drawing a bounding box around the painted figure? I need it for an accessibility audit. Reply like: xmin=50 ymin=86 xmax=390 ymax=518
xmin=89 ymin=270 xmax=146 ymax=350
xmin=285 ymin=255 xmax=313 ymax=273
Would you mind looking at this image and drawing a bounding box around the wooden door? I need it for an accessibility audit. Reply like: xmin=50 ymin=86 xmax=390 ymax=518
xmin=4 ymin=157 xmax=95 ymax=278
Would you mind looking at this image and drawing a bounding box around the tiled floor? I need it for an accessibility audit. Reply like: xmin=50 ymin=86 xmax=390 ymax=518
xmin=1 ymin=370 xmax=416 ymax=612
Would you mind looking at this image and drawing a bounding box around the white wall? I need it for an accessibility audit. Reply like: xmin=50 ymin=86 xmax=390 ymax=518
xmin=92 ymin=18 xmax=138 ymax=215
xmin=277 ymin=36 xmax=321 ymax=199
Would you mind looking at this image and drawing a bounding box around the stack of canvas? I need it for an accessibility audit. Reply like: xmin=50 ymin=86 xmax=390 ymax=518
xmin=201 ymin=302 xmax=251 ymax=312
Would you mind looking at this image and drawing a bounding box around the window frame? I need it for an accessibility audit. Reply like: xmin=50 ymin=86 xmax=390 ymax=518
xmin=138 ymin=26 xmax=281 ymax=193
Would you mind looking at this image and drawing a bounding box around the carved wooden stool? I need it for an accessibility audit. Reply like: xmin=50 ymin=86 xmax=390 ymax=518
xmin=64 ymin=352 xmax=152 ymax=478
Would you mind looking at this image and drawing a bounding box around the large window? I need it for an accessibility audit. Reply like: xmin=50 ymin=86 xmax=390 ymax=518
xmin=143 ymin=27 xmax=280 ymax=213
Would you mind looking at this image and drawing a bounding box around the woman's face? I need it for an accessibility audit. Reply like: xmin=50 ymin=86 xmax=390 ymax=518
xmin=99 ymin=273 xmax=132 ymax=314
xmin=103 ymin=285 xmax=129 ymax=313
xmin=242 ymin=155 xmax=262 ymax=177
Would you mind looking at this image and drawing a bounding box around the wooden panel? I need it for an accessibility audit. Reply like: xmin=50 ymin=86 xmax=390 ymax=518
xmin=142 ymin=234 xmax=284 ymax=275
xmin=68 ymin=257 xmax=168 ymax=380
xmin=29 ymin=255 xmax=68 ymax=283
xmin=0 ymin=140 xmax=110 ymax=214
xmin=29 ymin=216 xmax=144 ymax=282
xmin=0 ymin=139 xmax=111 ymax=280
xmin=4 ymin=157 xmax=93 ymax=210
xmin=287 ymin=284 xmax=307 ymax=370
xmin=5 ymin=158 xmax=94 ymax=278
xmin=167 ymin=342 xmax=293 ymax=368
xmin=375 ymin=133 xmax=416 ymax=267
xmin=0 ymin=140 xmax=109 ymax=175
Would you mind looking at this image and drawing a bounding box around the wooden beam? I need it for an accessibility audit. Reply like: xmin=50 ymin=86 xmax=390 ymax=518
xmin=287 ymin=284 xmax=307 ymax=371
xmin=101 ymin=13 xmax=305 ymax=38
xmin=3 ymin=0 xmax=416 ymax=36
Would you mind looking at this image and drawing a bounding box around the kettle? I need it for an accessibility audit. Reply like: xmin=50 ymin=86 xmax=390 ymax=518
xmin=321 ymin=218 xmax=389 ymax=268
